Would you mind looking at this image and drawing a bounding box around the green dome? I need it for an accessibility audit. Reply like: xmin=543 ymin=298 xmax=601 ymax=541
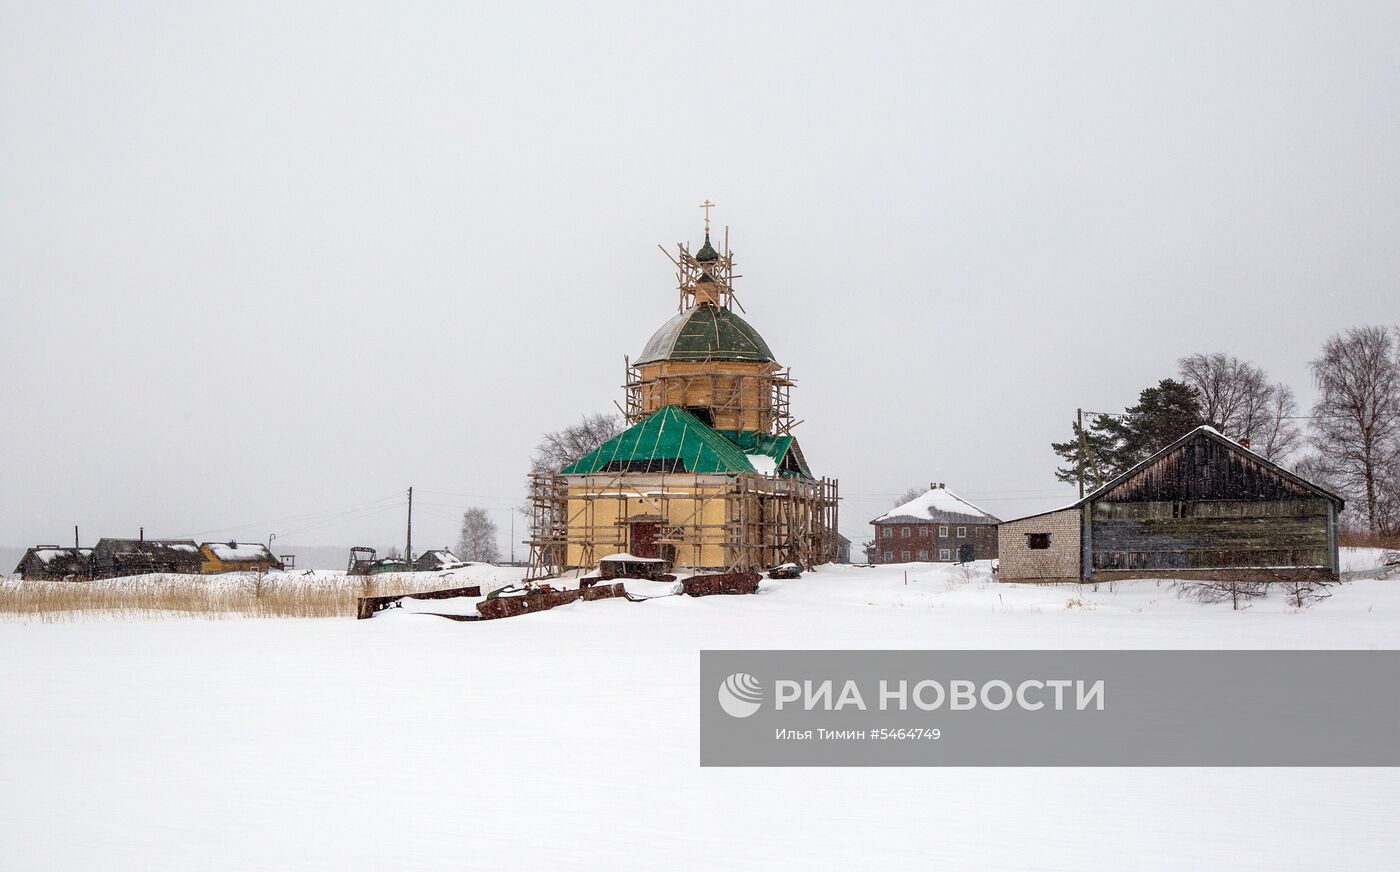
xmin=695 ymin=232 xmax=719 ymax=262
xmin=635 ymin=305 xmax=776 ymax=365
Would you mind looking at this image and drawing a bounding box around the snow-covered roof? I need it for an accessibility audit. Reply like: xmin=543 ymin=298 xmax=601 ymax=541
xmin=203 ymin=542 xmax=277 ymax=562
xmin=872 ymin=487 xmax=1000 ymax=525
xmin=745 ymin=454 xmax=778 ymax=475
xmin=414 ymin=549 xmax=462 ymax=569
xmin=96 ymin=538 xmax=202 ymax=557
xmin=29 ymin=547 xmax=93 ymax=563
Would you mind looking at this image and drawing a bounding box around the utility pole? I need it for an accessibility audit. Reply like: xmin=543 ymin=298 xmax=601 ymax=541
xmin=510 ymin=512 xmax=515 ymax=564
xmin=1077 ymin=408 xmax=1086 ymax=499
xmin=74 ymin=525 xmax=79 ymax=549
xmin=405 ymin=486 xmax=413 ymax=563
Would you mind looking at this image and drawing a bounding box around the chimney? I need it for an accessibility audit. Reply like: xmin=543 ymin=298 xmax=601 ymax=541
xmin=1239 ymin=438 xmax=1251 ymax=449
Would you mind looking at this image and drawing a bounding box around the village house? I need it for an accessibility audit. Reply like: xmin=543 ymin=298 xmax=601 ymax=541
xmin=91 ymin=537 xmax=204 ymax=579
xmin=413 ymin=549 xmax=463 ymax=571
xmin=198 ymin=541 xmax=284 ymax=574
xmin=13 ymin=546 xmax=94 ymax=581
xmin=870 ymin=484 xmax=1000 ymax=564
xmin=526 ymin=209 xmax=839 ymax=575
xmin=999 ymin=425 xmax=1345 ymax=583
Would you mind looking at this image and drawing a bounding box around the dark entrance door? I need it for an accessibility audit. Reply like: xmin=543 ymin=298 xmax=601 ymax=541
xmin=957 ymin=543 xmax=974 ymax=563
xmin=629 ymin=521 xmax=660 ymax=558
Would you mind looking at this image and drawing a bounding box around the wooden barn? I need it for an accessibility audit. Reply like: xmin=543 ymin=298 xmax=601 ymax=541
xmin=199 ymin=541 xmax=284 ymax=573
xmin=14 ymin=547 xmax=93 ymax=581
xmin=999 ymin=426 xmax=1344 ymax=583
xmin=91 ymin=537 xmax=204 ymax=579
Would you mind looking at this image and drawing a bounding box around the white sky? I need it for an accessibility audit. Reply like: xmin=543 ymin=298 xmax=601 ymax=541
xmin=3 ymin=2 xmax=1398 ymax=554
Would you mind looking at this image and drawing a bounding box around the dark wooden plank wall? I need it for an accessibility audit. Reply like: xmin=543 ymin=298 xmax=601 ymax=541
xmin=1090 ymin=433 xmax=1333 ymax=571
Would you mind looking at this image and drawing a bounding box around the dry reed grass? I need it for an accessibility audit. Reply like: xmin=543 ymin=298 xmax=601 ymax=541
xmin=1338 ymin=530 xmax=1400 ymax=549
xmin=0 ymin=572 xmax=441 ymax=622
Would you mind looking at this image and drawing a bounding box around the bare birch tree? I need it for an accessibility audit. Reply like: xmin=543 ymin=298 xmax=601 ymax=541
xmin=529 ymin=412 xmax=624 ymax=473
xmin=456 ymin=508 xmax=500 ymax=562
xmin=1259 ymin=383 xmax=1303 ymax=462
xmin=1309 ymin=326 xmax=1400 ymax=534
xmin=893 ymin=485 xmax=926 ymax=506
xmin=1177 ymin=353 xmax=1299 ymax=460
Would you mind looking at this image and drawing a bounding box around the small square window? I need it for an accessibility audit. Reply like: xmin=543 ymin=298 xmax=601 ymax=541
xmin=938 ymin=525 xmax=948 ymax=538
xmin=883 ymin=551 xmax=893 ymax=562
xmin=883 ymin=527 xmax=892 ymax=539
xmin=938 ymin=548 xmax=951 ymax=561
xmin=919 ymin=526 xmax=928 ymax=537
xmin=1027 ymin=533 xmax=1051 ymax=550
xmin=956 ymin=526 xmax=967 ymax=538
xmin=902 ymin=527 xmax=910 ymax=538
xmin=900 ymin=550 xmax=910 ymax=562
xmin=918 ymin=549 xmax=928 ymax=560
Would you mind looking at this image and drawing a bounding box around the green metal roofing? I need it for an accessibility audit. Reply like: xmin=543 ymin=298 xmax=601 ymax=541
xmin=635 ymin=304 xmax=776 ymax=365
xmin=695 ymin=233 xmax=719 ymax=262
xmin=716 ymin=430 xmax=812 ymax=478
xmin=562 ymin=406 xmax=758 ymax=475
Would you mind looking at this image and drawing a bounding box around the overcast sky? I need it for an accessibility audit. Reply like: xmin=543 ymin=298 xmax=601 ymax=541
xmin=3 ymin=2 xmax=1398 ymax=555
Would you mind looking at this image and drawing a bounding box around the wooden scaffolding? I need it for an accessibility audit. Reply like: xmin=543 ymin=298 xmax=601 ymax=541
xmin=526 ymin=213 xmax=840 ymax=581
xmin=525 ymin=470 xmax=839 ymax=580
xmin=621 ymin=357 xmax=796 ymax=434
xmin=658 ymin=226 xmax=742 ymax=312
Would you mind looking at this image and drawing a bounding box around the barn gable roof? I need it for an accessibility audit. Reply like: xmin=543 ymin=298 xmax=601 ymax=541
xmin=1005 ymin=425 xmax=1343 ymax=524
xmin=1091 ymin=425 xmax=1343 ymax=507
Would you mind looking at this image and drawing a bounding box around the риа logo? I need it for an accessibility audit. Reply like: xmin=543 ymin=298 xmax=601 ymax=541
xmin=718 ymin=673 xmax=763 ymax=718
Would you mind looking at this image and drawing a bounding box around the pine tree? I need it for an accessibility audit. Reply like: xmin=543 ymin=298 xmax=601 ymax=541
xmin=1051 ymin=415 xmax=1118 ymax=491
xmin=1115 ymin=379 xmax=1205 ymax=464
xmin=1052 ymin=379 xmax=1206 ymax=491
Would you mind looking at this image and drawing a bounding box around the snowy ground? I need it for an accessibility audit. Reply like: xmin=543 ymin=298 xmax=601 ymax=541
xmin=2 ymin=552 xmax=1398 ymax=870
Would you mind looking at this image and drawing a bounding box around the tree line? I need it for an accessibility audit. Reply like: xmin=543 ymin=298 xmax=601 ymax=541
xmin=1052 ymin=325 xmax=1400 ymax=535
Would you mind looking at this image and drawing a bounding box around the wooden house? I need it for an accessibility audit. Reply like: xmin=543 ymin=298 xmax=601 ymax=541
xmin=199 ymin=541 xmax=284 ymax=573
xmin=526 ymin=215 xmax=839 ymax=576
xmin=91 ymin=537 xmax=204 ymax=578
xmin=413 ymin=549 xmax=464 ymax=571
xmin=14 ymin=547 xmax=93 ymax=581
xmin=870 ymin=484 xmax=1000 ymax=564
xmin=999 ymin=426 xmax=1344 ymax=583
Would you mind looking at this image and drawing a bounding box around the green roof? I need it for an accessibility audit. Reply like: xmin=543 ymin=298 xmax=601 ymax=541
xmin=635 ymin=305 xmax=775 ymax=365
xmin=695 ymin=233 xmax=719 ymax=262
xmin=715 ymin=430 xmax=812 ymax=478
xmin=562 ymin=406 xmax=757 ymax=475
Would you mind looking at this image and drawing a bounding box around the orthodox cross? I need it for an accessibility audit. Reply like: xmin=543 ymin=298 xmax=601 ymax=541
xmin=698 ymin=199 xmax=715 ymax=233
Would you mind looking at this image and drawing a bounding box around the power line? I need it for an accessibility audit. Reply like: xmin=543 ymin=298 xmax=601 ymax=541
xmin=179 ymin=492 xmax=405 ymax=539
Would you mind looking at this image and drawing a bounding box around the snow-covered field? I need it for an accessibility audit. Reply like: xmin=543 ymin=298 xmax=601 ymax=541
xmin=2 ymin=553 xmax=1398 ymax=870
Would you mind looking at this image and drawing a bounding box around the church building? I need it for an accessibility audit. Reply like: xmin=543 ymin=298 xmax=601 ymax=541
xmin=526 ymin=206 xmax=839 ymax=575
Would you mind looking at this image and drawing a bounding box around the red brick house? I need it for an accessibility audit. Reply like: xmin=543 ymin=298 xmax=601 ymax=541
xmin=870 ymin=484 xmax=1000 ymax=564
